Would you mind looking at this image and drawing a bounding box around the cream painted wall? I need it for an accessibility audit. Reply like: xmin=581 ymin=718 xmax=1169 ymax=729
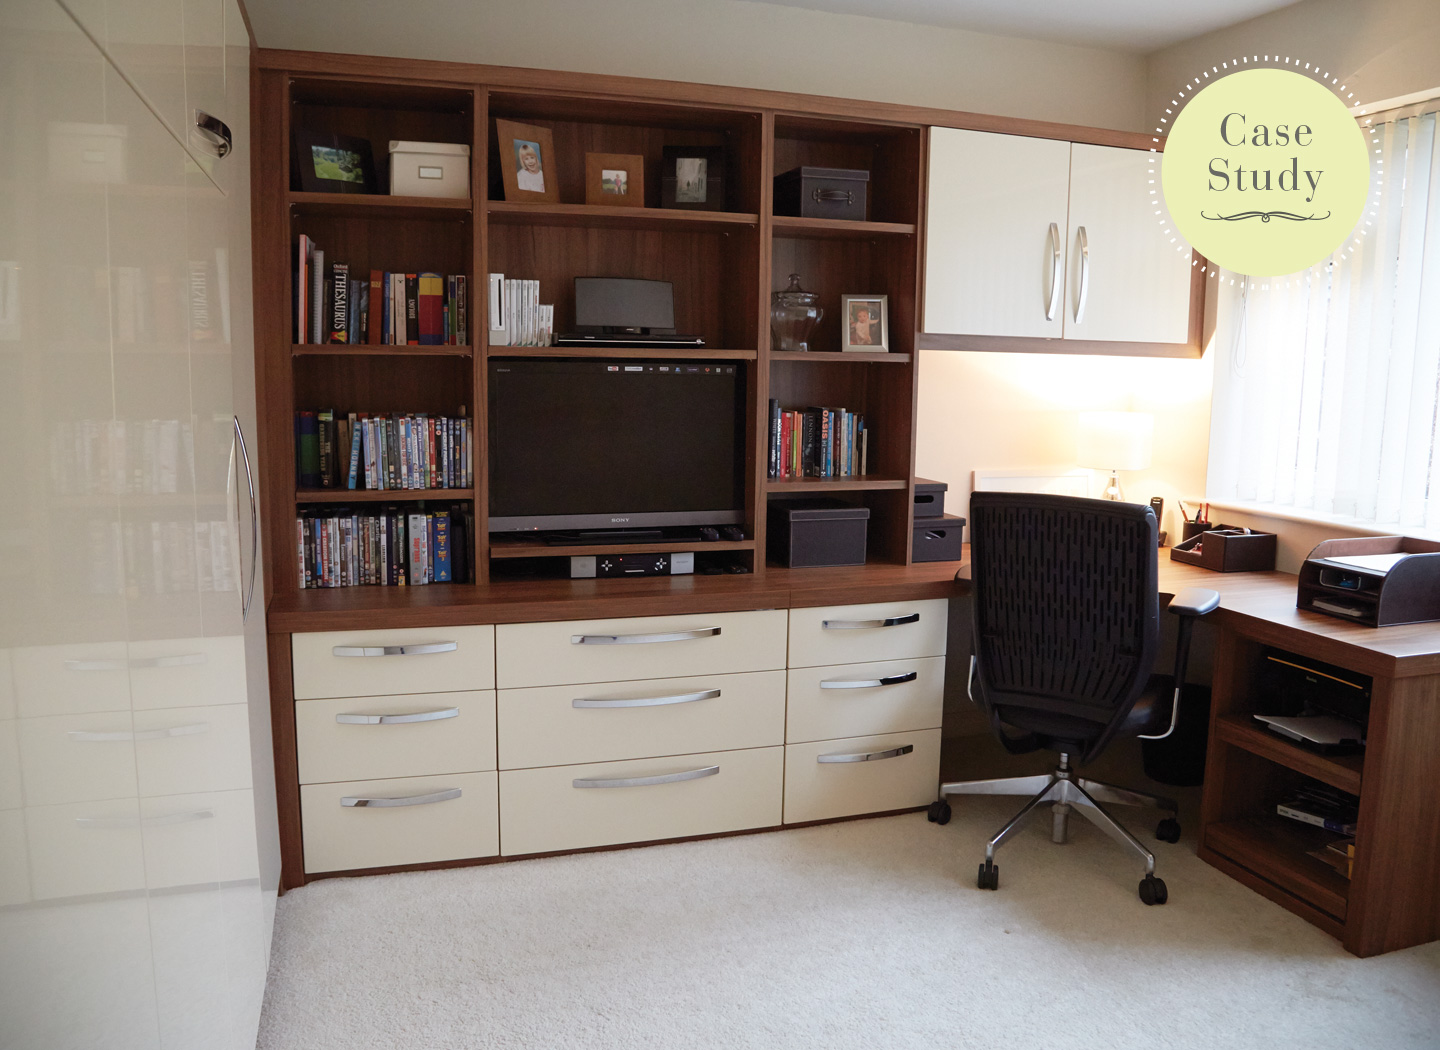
xmin=245 ymin=0 xmax=1149 ymax=131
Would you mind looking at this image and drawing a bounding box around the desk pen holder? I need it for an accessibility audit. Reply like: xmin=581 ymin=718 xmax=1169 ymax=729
xmin=1169 ymin=525 xmax=1276 ymax=572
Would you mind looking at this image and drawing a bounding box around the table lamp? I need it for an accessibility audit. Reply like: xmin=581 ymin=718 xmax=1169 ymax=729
xmin=1078 ymin=411 xmax=1152 ymax=502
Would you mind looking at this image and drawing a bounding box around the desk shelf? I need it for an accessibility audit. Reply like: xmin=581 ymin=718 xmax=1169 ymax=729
xmin=1213 ymin=714 xmax=1364 ymax=795
xmin=1204 ymin=814 xmax=1350 ymax=923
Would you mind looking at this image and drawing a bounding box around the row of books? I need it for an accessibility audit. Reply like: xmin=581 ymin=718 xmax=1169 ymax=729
xmin=296 ymin=506 xmax=472 ymax=588
xmin=296 ymin=410 xmax=473 ymax=491
xmin=295 ymin=235 xmax=467 ymax=345
xmin=51 ymin=419 xmax=195 ymax=496
xmin=83 ymin=519 xmax=237 ymax=596
xmin=1276 ymin=783 xmax=1359 ymax=836
xmin=767 ymin=400 xmax=869 ymax=479
xmin=486 ymin=274 xmax=553 ymax=347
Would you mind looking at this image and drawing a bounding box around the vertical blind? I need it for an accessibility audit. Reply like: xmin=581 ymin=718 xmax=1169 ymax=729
xmin=1207 ymin=105 xmax=1440 ymax=529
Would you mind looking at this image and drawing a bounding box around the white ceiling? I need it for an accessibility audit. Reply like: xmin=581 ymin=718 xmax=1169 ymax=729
xmin=747 ymin=0 xmax=1304 ymax=52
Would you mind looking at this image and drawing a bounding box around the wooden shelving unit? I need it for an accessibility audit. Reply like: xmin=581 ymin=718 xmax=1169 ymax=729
xmin=292 ymin=343 xmax=474 ymax=357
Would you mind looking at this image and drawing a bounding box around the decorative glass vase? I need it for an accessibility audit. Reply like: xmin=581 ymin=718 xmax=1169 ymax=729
xmin=770 ymin=273 xmax=824 ymax=352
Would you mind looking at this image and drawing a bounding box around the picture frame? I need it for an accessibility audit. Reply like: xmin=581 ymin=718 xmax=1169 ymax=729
xmin=584 ymin=152 xmax=645 ymax=208
xmin=293 ymin=129 xmax=377 ymax=194
xmin=840 ymin=294 xmax=889 ymax=352
xmin=661 ymin=145 xmax=726 ymax=211
xmin=496 ymin=119 xmax=559 ymax=203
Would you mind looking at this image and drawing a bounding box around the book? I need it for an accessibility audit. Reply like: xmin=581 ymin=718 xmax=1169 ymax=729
xmin=405 ymin=273 xmax=419 ymax=345
xmin=456 ymin=275 xmax=467 ymax=345
xmin=368 ymin=269 xmax=383 ymax=344
xmin=432 ymin=511 xmax=451 ymax=581
xmin=408 ymin=512 xmax=428 ymax=585
xmin=346 ymin=412 xmax=361 ymax=489
xmin=328 ymin=264 xmax=349 ymax=342
xmin=309 ymin=247 xmax=324 ymax=343
xmin=418 ymin=272 xmax=444 ymax=344
xmin=317 ymin=409 xmax=335 ymax=487
xmin=488 ymin=272 xmax=506 ymax=345
xmin=295 ymin=411 xmax=320 ymax=488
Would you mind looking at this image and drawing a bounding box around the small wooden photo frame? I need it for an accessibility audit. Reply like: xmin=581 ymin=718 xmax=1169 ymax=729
xmin=585 ymin=152 xmax=645 ymax=207
xmin=841 ymin=294 xmax=889 ymax=352
xmin=293 ymin=129 xmax=377 ymax=194
xmin=496 ymin=119 xmax=559 ymax=203
xmin=661 ymin=145 xmax=725 ymax=211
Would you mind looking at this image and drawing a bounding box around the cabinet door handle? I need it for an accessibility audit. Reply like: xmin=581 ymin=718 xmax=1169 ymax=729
xmin=819 ymin=672 xmax=918 ymax=690
xmin=572 ymin=765 xmax=719 ymax=789
xmin=63 ymin=658 xmax=125 ymax=672
xmin=335 ymin=707 xmax=459 ymax=725
xmin=234 ymin=417 xmax=258 ymax=623
xmin=572 ymin=688 xmax=721 ymax=709
xmin=76 ymin=809 xmax=214 ymax=829
xmin=1046 ymin=222 xmax=1061 ymax=321
xmin=817 ymin=744 xmax=915 ymax=764
xmin=129 ymin=653 xmax=207 ymax=669
xmin=570 ymin=627 xmax=721 ymax=645
xmin=68 ymin=723 xmax=209 ymax=742
xmin=821 ymin=613 xmax=919 ymax=630
xmin=1074 ymin=225 xmax=1090 ymax=324
xmin=331 ymin=642 xmax=458 ymax=657
xmin=341 ymin=788 xmax=462 ymax=808
xmin=192 ymin=110 xmax=232 ymax=158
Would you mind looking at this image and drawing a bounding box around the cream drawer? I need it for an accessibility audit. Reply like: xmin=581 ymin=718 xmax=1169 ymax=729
xmin=301 ymin=770 xmax=498 ymax=874
xmin=788 ymin=599 xmax=948 ymax=668
xmin=784 ymin=729 xmax=941 ymax=824
xmin=296 ymin=691 xmax=496 ymax=784
xmin=498 ymin=671 xmax=784 ymax=769
xmin=496 ymin=610 xmax=786 ymax=689
xmin=499 ymin=746 xmax=782 ymax=856
xmin=786 ymin=657 xmax=945 ymax=743
xmin=292 ymin=625 xmax=494 ymax=699
xmin=26 ymin=798 xmax=148 ymax=899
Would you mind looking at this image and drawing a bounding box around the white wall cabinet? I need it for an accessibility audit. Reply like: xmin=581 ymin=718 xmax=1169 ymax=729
xmin=924 ymin=127 xmax=1194 ymax=348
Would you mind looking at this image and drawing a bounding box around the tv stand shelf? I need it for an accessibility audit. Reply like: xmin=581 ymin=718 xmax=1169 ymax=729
xmin=490 ymin=347 xmax=757 ymax=360
xmin=487 ymin=537 xmax=754 ymax=559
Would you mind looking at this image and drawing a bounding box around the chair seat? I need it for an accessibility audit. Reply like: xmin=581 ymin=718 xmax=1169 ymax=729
xmin=993 ymin=674 xmax=1174 ymax=755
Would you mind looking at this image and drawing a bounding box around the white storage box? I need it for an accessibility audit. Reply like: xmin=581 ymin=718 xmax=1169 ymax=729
xmin=388 ymin=140 xmax=470 ymax=198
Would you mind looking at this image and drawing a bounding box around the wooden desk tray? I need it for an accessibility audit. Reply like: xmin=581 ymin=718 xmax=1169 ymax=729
xmin=1169 ymin=526 xmax=1277 ymax=572
xmin=1297 ymin=535 xmax=1440 ymax=627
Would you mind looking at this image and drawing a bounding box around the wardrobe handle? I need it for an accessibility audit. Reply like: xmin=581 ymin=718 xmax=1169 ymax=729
xmin=572 ymin=765 xmax=719 ymax=789
xmin=1046 ymin=222 xmax=1061 ymax=321
xmin=572 ymin=689 xmax=721 ymax=709
xmin=817 ymin=744 xmax=915 ymax=764
xmin=335 ymin=707 xmax=459 ymax=725
xmin=1074 ymin=225 xmax=1090 ymax=324
xmin=341 ymin=788 xmax=462 ymax=808
xmin=570 ymin=627 xmax=721 ymax=645
xmin=68 ymin=723 xmax=209 ymax=742
xmin=192 ymin=110 xmax=232 ymax=158
xmin=331 ymin=642 xmax=458 ymax=657
xmin=234 ymin=417 xmax=258 ymax=623
xmin=819 ymin=672 xmax=918 ymax=690
xmin=821 ymin=613 xmax=919 ymax=630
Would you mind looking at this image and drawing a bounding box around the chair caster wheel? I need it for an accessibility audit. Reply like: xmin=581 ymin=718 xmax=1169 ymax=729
xmin=927 ymin=800 xmax=952 ymax=825
xmin=1139 ymin=874 xmax=1168 ymax=905
xmin=1156 ymin=817 xmax=1181 ymax=843
xmin=977 ymin=860 xmax=999 ymax=890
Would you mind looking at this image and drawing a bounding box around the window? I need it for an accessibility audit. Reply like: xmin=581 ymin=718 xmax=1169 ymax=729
xmin=1207 ymin=101 xmax=1440 ymax=531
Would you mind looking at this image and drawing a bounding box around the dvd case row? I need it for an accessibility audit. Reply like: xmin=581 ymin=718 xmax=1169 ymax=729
xmin=296 ymin=504 xmax=473 ymax=588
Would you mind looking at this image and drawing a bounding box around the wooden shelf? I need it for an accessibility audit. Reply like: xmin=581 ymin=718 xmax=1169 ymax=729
xmin=289 ymin=191 xmax=471 ymax=219
xmin=297 ymin=489 xmax=472 ymax=504
xmin=1205 ymin=815 xmax=1350 ymax=922
xmin=489 ymin=538 xmax=754 ymax=560
xmin=765 ymin=476 xmax=907 ymax=493
xmin=487 ymin=200 xmax=759 ymax=232
xmin=769 ymin=351 xmax=910 ymax=363
xmin=1215 ymin=714 xmax=1364 ymax=795
xmin=770 ymin=214 xmax=916 ymax=239
xmin=488 ymin=346 xmax=755 ymax=360
xmin=293 ymin=344 xmax=473 ymax=357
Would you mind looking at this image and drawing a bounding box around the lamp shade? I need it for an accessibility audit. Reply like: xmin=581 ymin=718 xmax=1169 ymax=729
xmin=1077 ymin=411 xmax=1153 ymax=471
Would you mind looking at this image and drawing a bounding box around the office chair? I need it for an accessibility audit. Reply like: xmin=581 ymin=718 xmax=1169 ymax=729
xmin=929 ymin=492 xmax=1218 ymax=905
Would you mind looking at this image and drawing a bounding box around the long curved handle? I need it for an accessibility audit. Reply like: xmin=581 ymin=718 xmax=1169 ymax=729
xmin=821 ymin=613 xmax=919 ymax=630
xmin=1074 ymin=225 xmax=1089 ymax=324
xmin=335 ymin=707 xmax=460 ymax=725
xmin=68 ymin=723 xmax=209 ymax=742
xmin=332 ymin=642 xmax=458 ymax=657
xmin=1046 ymin=222 xmax=1061 ymax=321
xmin=817 ymin=744 xmax=914 ymax=764
xmin=572 ymin=765 xmax=719 ymax=789
xmin=819 ymin=672 xmax=918 ymax=690
xmin=572 ymin=688 xmax=720 ymax=709
xmin=234 ymin=417 xmax=258 ymax=623
xmin=341 ymin=788 xmax=462 ymax=808
xmin=192 ymin=110 xmax=232 ymax=158
xmin=571 ymin=627 xmax=721 ymax=645
xmin=76 ymin=809 xmax=215 ymax=829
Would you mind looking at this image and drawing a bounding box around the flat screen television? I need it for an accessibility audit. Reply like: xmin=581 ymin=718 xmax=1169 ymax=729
xmin=488 ymin=359 xmax=745 ymax=532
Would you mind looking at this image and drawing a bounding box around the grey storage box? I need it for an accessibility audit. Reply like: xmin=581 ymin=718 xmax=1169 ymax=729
xmin=773 ymin=166 xmax=870 ymax=221
xmin=913 ymin=478 xmax=948 ymax=518
xmin=768 ymin=498 xmax=869 ymax=567
xmin=912 ymin=514 xmax=965 ymax=563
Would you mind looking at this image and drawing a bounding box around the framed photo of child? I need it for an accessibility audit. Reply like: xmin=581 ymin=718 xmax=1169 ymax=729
xmin=584 ymin=152 xmax=645 ymax=207
xmin=840 ymin=295 xmax=889 ymax=352
xmin=496 ymin=119 xmax=559 ymax=203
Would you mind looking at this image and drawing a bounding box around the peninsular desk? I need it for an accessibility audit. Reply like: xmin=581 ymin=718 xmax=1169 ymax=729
xmin=954 ymin=551 xmax=1440 ymax=958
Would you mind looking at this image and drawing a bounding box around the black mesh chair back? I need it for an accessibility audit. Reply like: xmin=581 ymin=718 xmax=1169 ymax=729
xmin=969 ymin=491 xmax=1159 ymax=765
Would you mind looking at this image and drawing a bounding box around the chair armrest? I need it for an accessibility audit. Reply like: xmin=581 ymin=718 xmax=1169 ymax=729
xmin=1168 ymin=587 xmax=1220 ymax=617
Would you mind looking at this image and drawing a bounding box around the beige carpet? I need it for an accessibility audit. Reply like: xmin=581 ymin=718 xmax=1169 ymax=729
xmin=258 ymin=798 xmax=1440 ymax=1050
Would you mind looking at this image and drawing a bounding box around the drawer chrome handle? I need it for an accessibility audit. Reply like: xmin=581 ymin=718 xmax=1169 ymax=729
xmin=571 ymin=627 xmax=721 ymax=645
xmin=818 ymin=744 xmax=915 ymax=764
xmin=1046 ymin=221 xmax=1062 ymax=320
xmin=1075 ymin=225 xmax=1090 ymax=324
xmin=130 ymin=653 xmax=207 ymax=669
xmin=335 ymin=707 xmax=460 ymax=725
xmin=820 ymin=672 xmax=918 ymax=690
xmin=573 ymin=688 xmax=720 ymax=709
xmin=573 ymin=765 xmax=719 ymax=789
xmin=68 ymin=723 xmax=209 ymax=743
xmin=341 ymin=788 xmax=462 ymax=808
xmin=821 ymin=613 xmax=920 ymax=630
xmin=331 ymin=642 xmax=458 ymax=657
xmin=76 ymin=809 xmax=214 ymax=829
xmin=63 ymin=658 xmax=125 ymax=672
